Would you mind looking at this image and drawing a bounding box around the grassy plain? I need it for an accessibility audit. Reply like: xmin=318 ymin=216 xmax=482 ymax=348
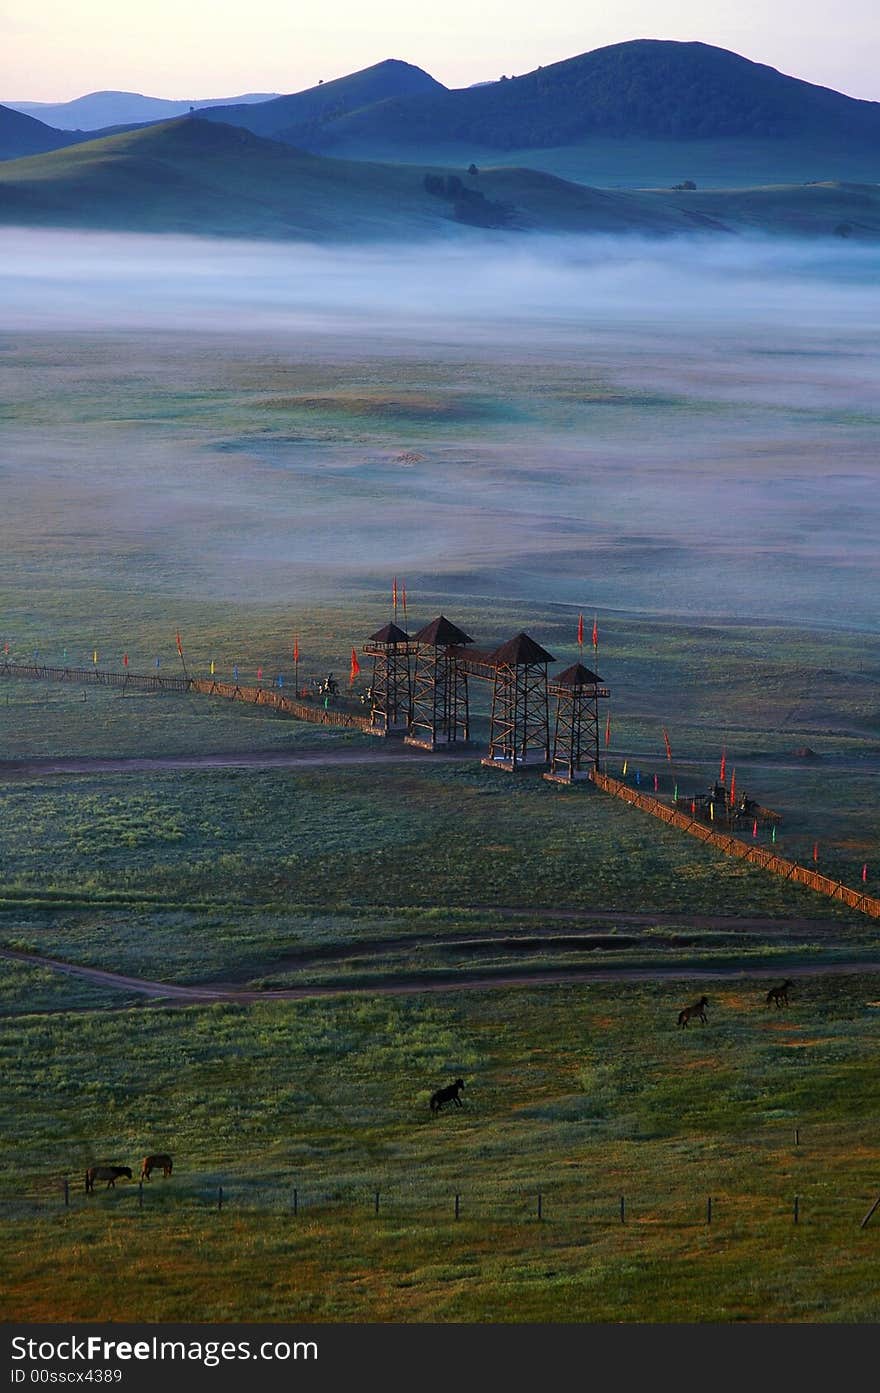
xmin=1 ymin=265 xmax=878 ymax=1321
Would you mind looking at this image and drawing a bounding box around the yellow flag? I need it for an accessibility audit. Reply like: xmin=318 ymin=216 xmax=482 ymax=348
xmin=92 ymin=649 xmax=98 ymax=664
xmin=622 ymin=759 xmax=628 ymax=776
xmin=210 ymin=659 xmax=215 ymax=675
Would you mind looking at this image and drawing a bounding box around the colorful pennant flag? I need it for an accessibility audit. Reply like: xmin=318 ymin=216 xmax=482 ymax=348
xmin=392 ymin=576 xmax=398 ymax=615
xmin=92 ymin=649 xmax=98 ymax=665
xmin=622 ymin=759 xmax=628 ymax=776
xmin=350 ymin=647 xmax=361 ymax=685
xmin=155 ymin=657 xmax=161 ymax=670
xmin=813 ymin=842 xmax=819 ymax=864
xmin=662 ymin=727 xmax=672 ymax=762
xmin=209 ymin=660 xmax=215 ymax=676
xmin=863 ymin=863 xmax=868 ymax=883
xmin=257 ymin=666 xmax=263 ymax=681
xmin=401 ymin=582 xmax=407 ymax=625
xmin=175 ymin=630 xmax=184 ymax=658
xmin=233 ymin=665 xmax=239 ymax=682
xmin=577 ymin=613 xmax=584 ymax=647
xmin=654 ymin=774 xmax=659 ymax=792
xmin=720 ymin=748 xmax=726 ymax=784
xmin=592 ymin=616 xmax=598 ymax=650
xmin=604 ymin=713 xmax=611 ymax=747
xmin=771 ymin=826 xmax=776 ymax=844
xmin=293 ymin=638 xmax=300 ymax=664
xmin=729 ymin=769 xmax=736 ymax=806
xmin=277 ymin=673 xmax=283 ymax=688
xmin=752 ymin=819 xmax=758 ymax=839
xmin=123 ymin=653 xmax=129 ymax=668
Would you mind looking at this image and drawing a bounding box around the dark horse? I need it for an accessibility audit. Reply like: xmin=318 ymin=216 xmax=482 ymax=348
xmin=766 ymin=979 xmax=793 ymax=1008
xmin=141 ymin=1153 xmax=173 ymax=1181
xmin=677 ymin=996 xmax=709 ymax=1028
xmin=85 ymin=1165 xmax=132 ymax=1193
xmin=430 ymin=1078 xmax=465 ymax=1112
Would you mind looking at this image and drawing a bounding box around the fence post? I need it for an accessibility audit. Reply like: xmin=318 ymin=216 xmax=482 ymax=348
xmin=218 ymin=1186 xmax=223 ymax=1212
xmin=374 ymin=1190 xmax=380 ymax=1216
xmin=62 ymin=1177 xmax=69 ymax=1208
xmin=537 ymin=1192 xmax=542 ymax=1221
xmin=795 ymin=1128 xmax=800 ymax=1147
xmin=293 ymin=1187 xmax=298 ymax=1216
xmin=454 ymin=1193 xmax=460 ymax=1221
xmin=706 ymin=1196 xmax=712 ymax=1225
xmin=620 ymin=1196 xmax=626 ymax=1224
xmin=860 ymin=1195 xmax=880 ymax=1230
xmin=138 ymin=1181 xmax=143 ymax=1209
xmin=793 ymin=1195 xmax=799 ymax=1225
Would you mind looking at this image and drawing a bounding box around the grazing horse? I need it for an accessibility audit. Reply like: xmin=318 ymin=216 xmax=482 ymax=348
xmin=140 ymin=1153 xmax=173 ymax=1181
xmin=430 ymin=1078 xmax=465 ymax=1112
xmin=85 ymin=1165 xmax=132 ymax=1193
xmin=766 ymin=980 xmax=793 ymax=1008
xmin=677 ymin=995 xmax=709 ymax=1028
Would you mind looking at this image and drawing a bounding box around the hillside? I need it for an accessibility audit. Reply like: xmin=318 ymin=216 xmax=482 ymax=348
xmin=0 ymin=103 xmax=81 ymax=160
xmin=295 ymin=41 xmax=880 ymax=151
xmin=1 ymin=117 xmax=878 ymax=243
xmin=198 ymin=59 xmax=445 ymax=140
xmin=7 ymin=90 xmax=281 ymax=131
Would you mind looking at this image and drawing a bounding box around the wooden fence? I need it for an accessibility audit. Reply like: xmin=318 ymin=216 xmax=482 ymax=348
xmin=591 ymin=771 xmax=880 ymax=920
xmin=1 ymin=662 xmax=373 ymax=734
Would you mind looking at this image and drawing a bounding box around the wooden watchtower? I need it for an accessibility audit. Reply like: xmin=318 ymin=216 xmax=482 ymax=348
xmin=544 ymin=662 xmax=610 ymax=784
xmin=363 ymin=622 xmax=414 ymax=736
xmin=405 ymin=615 xmax=474 ymax=750
xmin=481 ymin=632 xmax=555 ymax=771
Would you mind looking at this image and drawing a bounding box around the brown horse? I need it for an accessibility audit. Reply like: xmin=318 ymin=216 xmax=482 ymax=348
xmin=677 ymin=996 xmax=709 ymax=1028
xmin=766 ymin=980 xmax=793 ymax=1008
xmin=430 ymin=1079 xmax=465 ymax=1112
xmin=85 ymin=1165 xmax=132 ymax=1193
xmin=140 ymin=1153 xmax=173 ymax=1181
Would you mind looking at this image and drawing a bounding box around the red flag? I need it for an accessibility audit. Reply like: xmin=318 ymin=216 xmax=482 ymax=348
xmin=592 ymin=616 xmax=598 ymax=649
xmin=662 ymin=728 xmax=672 ymax=762
xmin=752 ymin=819 xmax=758 ymax=839
xmin=402 ymin=582 xmax=407 ymax=623
xmin=392 ymin=577 xmax=398 ymax=614
xmin=123 ymin=653 xmax=129 ymax=668
xmin=604 ymin=713 xmax=611 ymax=747
xmin=720 ymin=748 xmax=726 ymax=785
xmin=175 ymin=629 xmax=183 ymax=658
xmin=863 ymin=864 xmax=868 ymax=883
xmin=653 ymin=774 xmax=659 ymax=792
xmin=293 ymin=638 xmax=299 ymax=664
xmin=350 ymin=647 xmax=361 ymax=685
xmin=577 ymin=613 xmax=584 ymax=647
xmin=257 ymin=666 xmax=263 ymax=681
xmin=729 ymin=769 xmax=736 ymax=807
xmin=813 ymin=842 xmax=819 ymax=864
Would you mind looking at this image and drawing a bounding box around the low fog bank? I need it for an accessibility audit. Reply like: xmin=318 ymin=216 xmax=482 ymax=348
xmin=2 ymin=228 xmax=880 ymax=339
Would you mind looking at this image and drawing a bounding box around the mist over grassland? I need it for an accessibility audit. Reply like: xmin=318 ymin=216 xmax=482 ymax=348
xmin=1 ymin=227 xmax=878 ymax=631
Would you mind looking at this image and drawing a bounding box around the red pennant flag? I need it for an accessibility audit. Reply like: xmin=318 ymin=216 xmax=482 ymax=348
xmin=175 ymin=629 xmax=183 ymax=658
xmin=813 ymin=842 xmax=819 ymax=864
xmin=123 ymin=653 xmax=129 ymax=668
xmin=662 ymin=728 xmax=672 ymax=762
xmin=729 ymin=769 xmax=736 ymax=807
xmin=592 ymin=616 xmax=598 ymax=649
xmin=392 ymin=577 xmax=398 ymax=614
xmin=720 ymin=748 xmax=726 ymax=785
xmin=257 ymin=666 xmax=263 ymax=681
xmin=293 ymin=638 xmax=299 ymax=664
xmin=653 ymin=774 xmax=659 ymax=792
xmin=752 ymin=819 xmax=758 ymax=838
xmin=604 ymin=713 xmax=611 ymax=748
xmin=691 ymin=799 xmax=696 ymax=815
xmin=577 ymin=613 xmax=584 ymax=647
xmin=863 ymin=864 xmax=868 ymax=883
xmin=350 ymin=647 xmax=361 ymax=685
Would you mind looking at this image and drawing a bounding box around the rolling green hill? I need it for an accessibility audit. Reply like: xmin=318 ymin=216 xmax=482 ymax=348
xmin=0 ymin=102 xmax=81 ymax=160
xmin=1 ymin=117 xmax=878 ymax=242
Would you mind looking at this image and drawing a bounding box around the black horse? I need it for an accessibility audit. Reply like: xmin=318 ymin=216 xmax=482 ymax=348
xmin=766 ymin=979 xmax=793 ymax=1008
xmin=85 ymin=1165 xmax=132 ymax=1193
xmin=430 ymin=1078 xmax=465 ymax=1112
xmin=677 ymin=996 xmax=709 ymax=1028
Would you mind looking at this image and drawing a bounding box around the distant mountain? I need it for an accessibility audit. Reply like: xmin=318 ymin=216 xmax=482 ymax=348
xmin=7 ymin=90 xmax=282 ymax=131
xmin=196 ymin=59 xmax=445 ymax=140
xmin=290 ymin=40 xmax=880 ymax=152
xmin=1 ymin=116 xmax=878 ymax=243
xmin=0 ymin=102 xmax=81 ymax=159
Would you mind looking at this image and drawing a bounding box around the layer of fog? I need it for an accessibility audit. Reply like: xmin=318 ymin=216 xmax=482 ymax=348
xmin=3 ymin=227 xmax=880 ymax=339
xmin=2 ymin=229 xmax=879 ymax=631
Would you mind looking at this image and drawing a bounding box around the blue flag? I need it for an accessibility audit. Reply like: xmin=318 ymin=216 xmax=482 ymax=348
xmin=233 ymin=665 xmax=239 ymax=681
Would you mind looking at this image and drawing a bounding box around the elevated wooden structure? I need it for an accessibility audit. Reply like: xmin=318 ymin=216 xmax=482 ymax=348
xmin=544 ymin=662 xmax=610 ymax=783
xmin=405 ymin=615 xmax=474 ymax=750
xmin=362 ymin=622 xmax=415 ymax=737
xmin=480 ymin=632 xmax=556 ymax=771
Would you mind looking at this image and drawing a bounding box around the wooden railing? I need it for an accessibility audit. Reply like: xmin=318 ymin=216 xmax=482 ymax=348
xmin=591 ymin=771 xmax=880 ymax=920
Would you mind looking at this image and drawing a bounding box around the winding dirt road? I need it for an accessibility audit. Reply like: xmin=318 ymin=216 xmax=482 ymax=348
xmin=3 ymin=944 xmax=879 ymax=1007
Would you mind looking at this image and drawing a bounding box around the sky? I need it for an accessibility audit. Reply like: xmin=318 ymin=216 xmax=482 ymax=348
xmin=3 ymin=0 xmax=879 ymax=103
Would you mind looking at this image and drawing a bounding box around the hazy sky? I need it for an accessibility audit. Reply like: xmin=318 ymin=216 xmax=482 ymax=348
xmin=4 ymin=0 xmax=879 ymax=103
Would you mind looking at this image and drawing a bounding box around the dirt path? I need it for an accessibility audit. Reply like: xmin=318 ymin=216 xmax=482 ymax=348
xmin=3 ymin=945 xmax=879 ymax=1006
xmin=1 ymin=749 xmax=878 ymax=780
